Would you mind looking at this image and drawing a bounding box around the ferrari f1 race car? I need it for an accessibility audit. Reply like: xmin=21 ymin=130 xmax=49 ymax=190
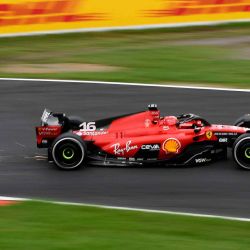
xmin=36 ymin=104 xmax=250 ymax=170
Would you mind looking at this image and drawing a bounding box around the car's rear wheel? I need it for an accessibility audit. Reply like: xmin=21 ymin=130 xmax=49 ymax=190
xmin=51 ymin=133 xmax=86 ymax=170
xmin=233 ymin=134 xmax=250 ymax=170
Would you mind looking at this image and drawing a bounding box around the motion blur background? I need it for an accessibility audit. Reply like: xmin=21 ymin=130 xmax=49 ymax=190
xmin=1 ymin=0 xmax=250 ymax=87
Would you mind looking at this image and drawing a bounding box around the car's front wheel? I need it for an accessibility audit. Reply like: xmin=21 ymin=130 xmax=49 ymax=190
xmin=233 ymin=134 xmax=250 ymax=170
xmin=234 ymin=114 xmax=250 ymax=128
xmin=50 ymin=133 xmax=86 ymax=170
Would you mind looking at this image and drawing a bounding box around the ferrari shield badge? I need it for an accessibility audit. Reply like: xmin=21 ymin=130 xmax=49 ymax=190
xmin=206 ymin=131 xmax=213 ymax=140
xmin=163 ymin=138 xmax=181 ymax=154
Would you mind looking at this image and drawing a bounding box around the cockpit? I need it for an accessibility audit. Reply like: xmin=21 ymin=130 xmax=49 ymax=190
xmin=147 ymin=104 xmax=210 ymax=130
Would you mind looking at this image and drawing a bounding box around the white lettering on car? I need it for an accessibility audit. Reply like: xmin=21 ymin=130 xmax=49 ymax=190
xmin=77 ymin=131 xmax=108 ymax=136
xmin=219 ymin=138 xmax=228 ymax=143
xmin=195 ymin=158 xmax=208 ymax=163
xmin=79 ymin=122 xmax=96 ymax=131
xmin=141 ymin=144 xmax=160 ymax=151
xmin=41 ymin=110 xmax=50 ymax=121
xmin=111 ymin=141 xmax=138 ymax=155
xmin=195 ymin=158 xmax=212 ymax=164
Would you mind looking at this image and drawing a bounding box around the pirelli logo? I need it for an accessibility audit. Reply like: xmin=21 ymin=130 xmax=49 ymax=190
xmin=0 ymin=0 xmax=104 ymax=26
xmin=147 ymin=0 xmax=250 ymax=17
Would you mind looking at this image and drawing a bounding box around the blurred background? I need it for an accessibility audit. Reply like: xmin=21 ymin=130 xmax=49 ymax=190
xmin=1 ymin=0 xmax=250 ymax=87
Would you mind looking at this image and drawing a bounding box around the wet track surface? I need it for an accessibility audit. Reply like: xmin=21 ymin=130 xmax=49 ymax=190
xmin=0 ymin=79 xmax=250 ymax=217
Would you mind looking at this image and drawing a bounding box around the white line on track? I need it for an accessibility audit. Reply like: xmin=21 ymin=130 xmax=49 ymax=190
xmin=0 ymin=196 xmax=27 ymax=201
xmin=0 ymin=196 xmax=250 ymax=222
xmin=0 ymin=77 xmax=250 ymax=92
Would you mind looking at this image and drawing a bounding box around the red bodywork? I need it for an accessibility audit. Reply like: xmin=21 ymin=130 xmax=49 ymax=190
xmin=37 ymin=109 xmax=248 ymax=162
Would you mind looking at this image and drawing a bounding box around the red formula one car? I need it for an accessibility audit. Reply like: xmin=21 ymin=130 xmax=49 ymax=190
xmin=36 ymin=104 xmax=250 ymax=170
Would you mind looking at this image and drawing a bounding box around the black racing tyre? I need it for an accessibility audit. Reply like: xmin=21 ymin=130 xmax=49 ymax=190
xmin=50 ymin=133 xmax=86 ymax=170
xmin=234 ymin=114 xmax=250 ymax=128
xmin=233 ymin=134 xmax=250 ymax=170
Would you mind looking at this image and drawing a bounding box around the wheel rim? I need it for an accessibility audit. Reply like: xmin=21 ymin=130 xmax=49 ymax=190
xmin=234 ymin=138 xmax=250 ymax=169
xmin=244 ymin=147 xmax=250 ymax=159
xmin=62 ymin=148 xmax=75 ymax=160
xmin=52 ymin=138 xmax=84 ymax=169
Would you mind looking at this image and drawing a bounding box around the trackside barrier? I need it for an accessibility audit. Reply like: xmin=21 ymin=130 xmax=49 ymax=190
xmin=1 ymin=0 xmax=250 ymax=37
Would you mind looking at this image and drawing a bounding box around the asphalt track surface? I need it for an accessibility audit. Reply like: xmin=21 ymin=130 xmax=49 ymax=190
xmin=0 ymin=79 xmax=250 ymax=218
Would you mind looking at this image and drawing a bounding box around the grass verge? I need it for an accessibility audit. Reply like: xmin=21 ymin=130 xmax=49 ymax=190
xmin=1 ymin=23 xmax=250 ymax=87
xmin=0 ymin=201 xmax=250 ymax=250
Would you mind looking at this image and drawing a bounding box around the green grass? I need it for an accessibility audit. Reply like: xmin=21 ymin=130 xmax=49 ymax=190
xmin=2 ymin=23 xmax=250 ymax=87
xmin=0 ymin=201 xmax=250 ymax=250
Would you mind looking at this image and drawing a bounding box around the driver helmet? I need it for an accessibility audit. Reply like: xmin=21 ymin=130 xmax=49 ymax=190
xmin=163 ymin=116 xmax=178 ymax=126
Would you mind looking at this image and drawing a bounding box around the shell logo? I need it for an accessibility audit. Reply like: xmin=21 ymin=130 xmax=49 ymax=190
xmin=163 ymin=138 xmax=181 ymax=154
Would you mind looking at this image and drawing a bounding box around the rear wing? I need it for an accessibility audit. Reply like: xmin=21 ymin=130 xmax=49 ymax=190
xmin=41 ymin=108 xmax=66 ymax=126
xmin=41 ymin=109 xmax=51 ymax=125
xmin=36 ymin=109 xmax=64 ymax=148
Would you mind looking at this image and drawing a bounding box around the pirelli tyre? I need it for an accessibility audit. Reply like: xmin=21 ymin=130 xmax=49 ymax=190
xmin=233 ymin=134 xmax=250 ymax=170
xmin=50 ymin=133 xmax=86 ymax=170
xmin=234 ymin=114 xmax=250 ymax=128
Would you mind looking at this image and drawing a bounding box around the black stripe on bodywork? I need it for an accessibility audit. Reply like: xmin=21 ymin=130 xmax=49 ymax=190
xmin=94 ymin=111 xmax=144 ymax=129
